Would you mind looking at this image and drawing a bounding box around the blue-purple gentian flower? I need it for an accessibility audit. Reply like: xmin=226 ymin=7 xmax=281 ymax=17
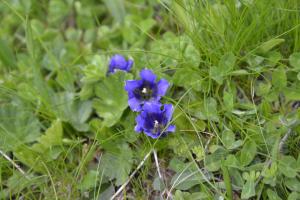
xmin=135 ymin=102 xmax=175 ymax=139
xmin=124 ymin=69 xmax=169 ymax=112
xmin=108 ymin=54 xmax=133 ymax=73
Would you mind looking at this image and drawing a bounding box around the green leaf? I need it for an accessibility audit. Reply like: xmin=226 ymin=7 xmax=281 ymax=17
xmin=267 ymin=189 xmax=282 ymax=200
xmin=204 ymin=149 xmax=225 ymax=172
xmin=289 ymin=52 xmax=300 ymax=70
xmin=259 ymin=38 xmax=284 ymax=53
xmin=285 ymin=178 xmax=300 ymax=192
xmin=14 ymin=120 xmax=63 ymax=172
xmin=241 ymin=179 xmax=255 ymax=199
xmin=223 ymin=91 xmax=234 ymax=111
xmin=211 ymin=52 xmax=236 ymax=84
xmin=0 ymin=103 xmax=40 ymax=151
xmin=53 ymin=92 xmax=93 ymax=131
xmin=103 ymin=0 xmax=126 ymax=24
xmin=100 ymin=143 xmax=133 ymax=186
xmin=196 ymin=97 xmax=219 ymax=122
xmin=173 ymin=68 xmax=203 ymax=91
xmin=0 ymin=39 xmax=16 ymax=69
xmin=93 ymin=72 xmax=131 ymax=127
xmin=81 ymin=55 xmax=109 ymax=84
xmin=79 ymin=170 xmax=101 ymax=191
xmin=288 ymin=192 xmax=300 ymax=200
xmin=31 ymin=120 xmax=63 ymax=153
xmin=240 ymin=140 xmax=257 ymax=166
xmin=272 ymin=67 xmax=287 ymax=90
xmin=222 ymin=129 xmax=235 ymax=149
xmin=278 ymin=156 xmax=298 ymax=178
xmin=174 ymin=190 xmax=209 ymax=200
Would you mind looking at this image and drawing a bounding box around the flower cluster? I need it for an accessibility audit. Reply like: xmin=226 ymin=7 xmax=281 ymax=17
xmin=108 ymin=54 xmax=175 ymax=139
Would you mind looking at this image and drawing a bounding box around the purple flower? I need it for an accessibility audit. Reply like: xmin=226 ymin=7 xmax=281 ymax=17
xmin=135 ymin=102 xmax=175 ymax=139
xmin=108 ymin=54 xmax=133 ymax=73
xmin=124 ymin=69 xmax=169 ymax=112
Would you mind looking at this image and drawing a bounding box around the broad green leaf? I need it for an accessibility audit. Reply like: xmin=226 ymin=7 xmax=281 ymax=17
xmin=267 ymin=189 xmax=282 ymax=200
xmin=222 ymin=129 xmax=235 ymax=149
xmin=289 ymin=52 xmax=300 ymax=70
xmin=284 ymin=87 xmax=300 ymax=101
xmin=53 ymin=92 xmax=93 ymax=131
xmin=103 ymin=0 xmax=126 ymax=24
xmin=31 ymin=120 xmax=63 ymax=153
xmin=240 ymin=140 xmax=257 ymax=166
xmin=48 ymin=0 xmax=69 ymax=25
xmin=171 ymin=171 xmax=209 ymax=190
xmin=173 ymin=68 xmax=203 ymax=91
xmin=255 ymin=81 xmax=271 ymax=96
xmin=204 ymin=149 xmax=225 ymax=172
xmin=288 ymin=192 xmax=300 ymax=200
xmin=93 ymin=72 xmax=132 ymax=127
xmin=174 ymin=190 xmax=209 ymax=200
xmin=278 ymin=156 xmax=298 ymax=178
xmin=79 ymin=170 xmax=101 ymax=191
xmin=81 ymin=55 xmax=109 ymax=83
xmin=0 ymin=39 xmax=16 ymax=69
xmin=272 ymin=67 xmax=287 ymax=90
xmin=211 ymin=52 xmax=236 ymax=84
xmin=195 ymin=97 xmax=219 ymax=122
xmin=241 ymin=179 xmax=255 ymax=199
xmin=285 ymin=178 xmax=300 ymax=192
xmin=14 ymin=120 xmax=63 ymax=172
xmin=99 ymin=143 xmax=133 ymax=186
xmin=259 ymin=38 xmax=284 ymax=53
xmin=0 ymin=103 xmax=40 ymax=151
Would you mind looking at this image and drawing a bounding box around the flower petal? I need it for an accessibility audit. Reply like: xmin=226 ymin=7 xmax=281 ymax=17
xmin=157 ymin=79 xmax=169 ymax=96
xmin=135 ymin=115 xmax=144 ymax=133
xmin=126 ymin=59 xmax=134 ymax=71
xmin=140 ymin=69 xmax=156 ymax=83
xmin=128 ymin=98 xmax=142 ymax=112
xmin=163 ymin=104 xmax=174 ymax=122
xmin=143 ymin=130 xmax=160 ymax=139
xmin=165 ymin=125 xmax=176 ymax=133
xmin=125 ymin=80 xmax=141 ymax=92
xmin=110 ymin=54 xmax=127 ymax=68
xmin=143 ymin=102 xmax=162 ymax=113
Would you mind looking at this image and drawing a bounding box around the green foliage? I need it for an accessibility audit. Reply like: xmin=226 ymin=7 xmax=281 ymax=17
xmin=0 ymin=0 xmax=300 ymax=199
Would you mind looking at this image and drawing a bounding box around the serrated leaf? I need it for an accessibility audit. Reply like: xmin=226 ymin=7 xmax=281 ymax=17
xmin=31 ymin=120 xmax=63 ymax=153
xmin=240 ymin=140 xmax=257 ymax=166
xmin=14 ymin=120 xmax=63 ymax=172
xmin=93 ymin=71 xmax=131 ymax=127
xmin=79 ymin=170 xmax=101 ymax=191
